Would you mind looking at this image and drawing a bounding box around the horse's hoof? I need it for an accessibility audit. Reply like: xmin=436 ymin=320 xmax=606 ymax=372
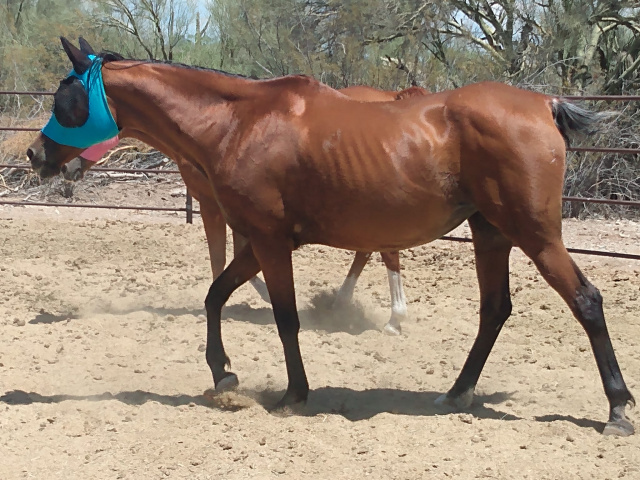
xmin=215 ymin=372 xmax=239 ymax=392
xmin=435 ymin=389 xmax=474 ymax=410
xmin=603 ymin=418 xmax=634 ymax=436
xmin=434 ymin=393 xmax=454 ymax=408
xmin=383 ymin=323 xmax=401 ymax=336
xmin=271 ymin=391 xmax=308 ymax=411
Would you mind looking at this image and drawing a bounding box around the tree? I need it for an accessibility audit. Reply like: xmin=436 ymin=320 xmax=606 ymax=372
xmin=94 ymin=0 xmax=198 ymax=61
xmin=0 ymin=0 xmax=96 ymax=114
xmin=208 ymin=0 xmax=444 ymax=89
xmin=358 ymin=0 xmax=640 ymax=93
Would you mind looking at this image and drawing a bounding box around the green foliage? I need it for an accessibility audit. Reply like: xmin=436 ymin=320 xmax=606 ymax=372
xmin=207 ymin=0 xmax=443 ymax=88
xmin=0 ymin=0 xmax=98 ymax=114
xmin=3 ymin=0 xmax=638 ymax=95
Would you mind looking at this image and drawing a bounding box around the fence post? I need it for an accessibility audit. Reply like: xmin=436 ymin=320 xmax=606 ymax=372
xmin=186 ymin=190 xmax=193 ymax=224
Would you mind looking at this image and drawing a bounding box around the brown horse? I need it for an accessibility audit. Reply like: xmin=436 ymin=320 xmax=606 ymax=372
xmin=62 ymin=80 xmax=429 ymax=335
xmin=28 ymin=38 xmax=634 ymax=435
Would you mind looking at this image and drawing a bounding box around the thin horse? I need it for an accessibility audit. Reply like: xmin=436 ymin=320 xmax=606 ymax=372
xmin=62 ymin=72 xmax=429 ymax=334
xmin=28 ymin=38 xmax=634 ymax=435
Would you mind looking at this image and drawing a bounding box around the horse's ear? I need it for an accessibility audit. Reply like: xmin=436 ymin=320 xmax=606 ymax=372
xmin=60 ymin=36 xmax=92 ymax=75
xmin=78 ymin=37 xmax=96 ymax=56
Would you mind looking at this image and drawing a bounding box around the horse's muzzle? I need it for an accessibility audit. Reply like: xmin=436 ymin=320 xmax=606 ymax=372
xmin=27 ymin=147 xmax=60 ymax=178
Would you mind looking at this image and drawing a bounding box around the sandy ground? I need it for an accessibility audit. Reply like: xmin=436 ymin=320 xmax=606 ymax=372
xmin=1 ymin=191 xmax=640 ymax=479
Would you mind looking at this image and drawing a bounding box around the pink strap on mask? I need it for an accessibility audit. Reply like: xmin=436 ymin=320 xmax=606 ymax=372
xmin=79 ymin=136 xmax=120 ymax=162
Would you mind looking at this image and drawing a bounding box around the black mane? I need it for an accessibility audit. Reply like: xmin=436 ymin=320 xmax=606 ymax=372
xmin=97 ymin=51 xmax=253 ymax=79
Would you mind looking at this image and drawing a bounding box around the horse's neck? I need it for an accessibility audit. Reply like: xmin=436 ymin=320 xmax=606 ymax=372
xmin=103 ymin=62 xmax=253 ymax=160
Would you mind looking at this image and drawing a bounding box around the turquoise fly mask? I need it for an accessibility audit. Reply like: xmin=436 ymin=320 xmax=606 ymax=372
xmin=42 ymin=54 xmax=120 ymax=148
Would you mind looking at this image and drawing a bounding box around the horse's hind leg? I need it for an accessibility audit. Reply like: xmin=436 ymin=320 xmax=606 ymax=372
xmin=380 ymin=251 xmax=406 ymax=336
xmin=436 ymin=213 xmax=513 ymax=409
xmin=233 ymin=230 xmax=270 ymax=303
xmin=334 ymin=252 xmax=372 ymax=307
xmin=520 ymin=239 xmax=635 ymax=436
xmin=334 ymin=251 xmax=407 ymax=336
xmin=204 ymin=242 xmax=261 ymax=392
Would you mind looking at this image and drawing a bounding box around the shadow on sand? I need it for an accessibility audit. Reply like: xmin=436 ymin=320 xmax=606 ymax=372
xmin=1 ymin=387 xmax=604 ymax=432
xmin=1 ymin=386 xmax=516 ymax=422
xmin=29 ymin=311 xmax=79 ymax=325
xmin=534 ymin=414 xmax=604 ymax=433
xmin=0 ymin=388 xmax=207 ymax=407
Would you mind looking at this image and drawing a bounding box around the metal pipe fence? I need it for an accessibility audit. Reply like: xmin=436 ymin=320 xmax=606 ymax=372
xmin=2 ymin=90 xmax=639 ymax=258
xmin=0 ymin=199 xmax=200 ymax=215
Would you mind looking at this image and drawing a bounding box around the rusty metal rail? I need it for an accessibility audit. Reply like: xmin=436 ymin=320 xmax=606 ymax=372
xmin=562 ymin=196 xmax=640 ymax=207
xmin=0 ymin=164 xmax=181 ymax=174
xmin=0 ymin=199 xmax=200 ymax=216
xmin=0 ymin=126 xmax=41 ymax=132
xmin=562 ymin=95 xmax=640 ymax=101
xmin=568 ymin=146 xmax=639 ymax=154
xmin=4 ymin=163 xmax=639 ymax=207
xmin=441 ymin=236 xmax=640 ymax=261
xmin=0 ymin=162 xmax=191 ymax=220
xmin=0 ymin=91 xmax=54 ymax=95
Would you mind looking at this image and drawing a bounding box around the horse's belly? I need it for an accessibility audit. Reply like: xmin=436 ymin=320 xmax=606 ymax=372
xmin=296 ymin=197 xmax=475 ymax=252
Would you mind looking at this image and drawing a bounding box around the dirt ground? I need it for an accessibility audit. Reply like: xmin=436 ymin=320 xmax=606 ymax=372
xmin=1 ymin=181 xmax=639 ymax=479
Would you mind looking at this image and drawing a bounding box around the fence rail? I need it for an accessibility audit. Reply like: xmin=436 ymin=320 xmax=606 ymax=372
xmin=0 ymin=126 xmax=42 ymax=132
xmin=562 ymin=95 xmax=640 ymax=101
xmin=2 ymin=90 xmax=639 ymax=259
xmin=0 ymin=90 xmax=54 ymax=95
xmin=0 ymin=199 xmax=200 ymax=215
xmin=3 ymin=162 xmax=640 ymax=206
xmin=0 ymin=164 xmax=181 ymax=174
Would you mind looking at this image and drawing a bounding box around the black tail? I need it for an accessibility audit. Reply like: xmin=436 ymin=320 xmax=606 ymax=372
xmin=551 ymin=99 xmax=615 ymax=146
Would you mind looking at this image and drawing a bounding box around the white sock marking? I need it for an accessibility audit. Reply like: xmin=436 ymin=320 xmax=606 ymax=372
xmin=385 ymin=268 xmax=407 ymax=334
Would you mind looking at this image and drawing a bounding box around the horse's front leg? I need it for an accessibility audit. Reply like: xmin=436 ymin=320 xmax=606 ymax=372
xmin=232 ymin=230 xmax=271 ymax=303
xmin=204 ymin=242 xmax=261 ymax=392
xmin=436 ymin=213 xmax=512 ymax=409
xmin=252 ymin=238 xmax=309 ymax=407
